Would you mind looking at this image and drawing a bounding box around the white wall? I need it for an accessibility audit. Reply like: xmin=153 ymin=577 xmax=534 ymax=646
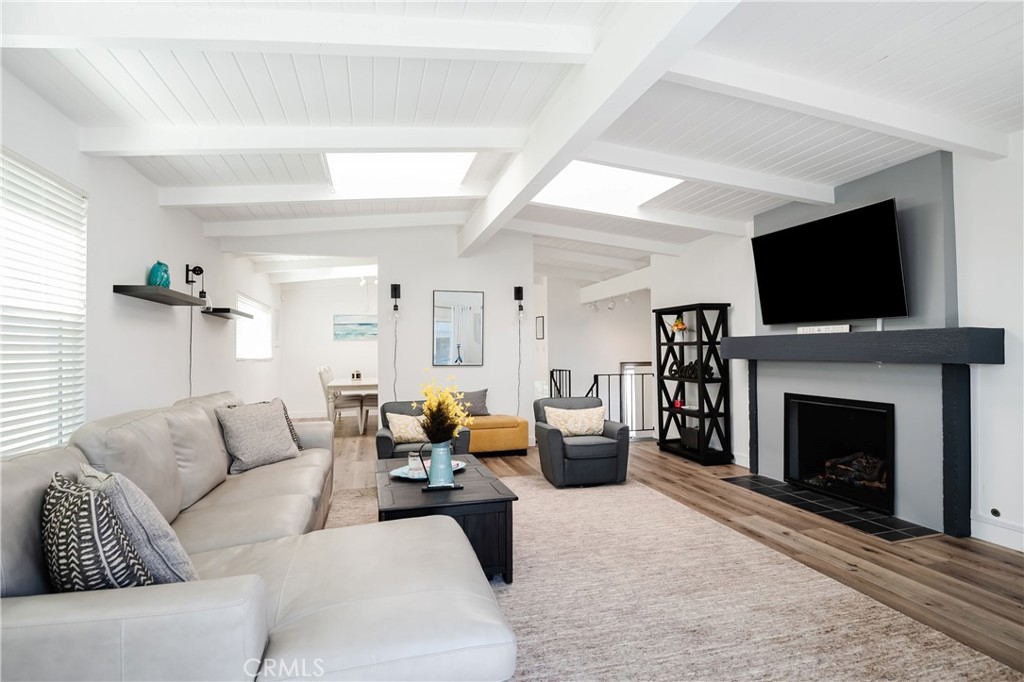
xmin=649 ymin=235 xmax=755 ymax=467
xmin=547 ymin=279 xmax=653 ymax=395
xmin=2 ymin=71 xmax=280 ymax=418
xmin=279 ymin=278 xmax=380 ymax=418
xmin=954 ymin=131 xmax=1024 ymax=551
xmin=219 ymin=227 xmax=535 ymax=430
xmin=533 ymin=277 xmax=550 ymax=398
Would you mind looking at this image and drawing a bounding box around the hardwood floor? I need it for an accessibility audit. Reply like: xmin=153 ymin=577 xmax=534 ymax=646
xmin=332 ymin=417 xmax=1024 ymax=672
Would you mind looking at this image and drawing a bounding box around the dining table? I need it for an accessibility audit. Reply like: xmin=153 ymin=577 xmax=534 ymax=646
xmin=326 ymin=377 xmax=378 ymax=434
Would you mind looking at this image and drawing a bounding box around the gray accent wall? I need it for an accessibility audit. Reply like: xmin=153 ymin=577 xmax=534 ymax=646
xmin=754 ymin=151 xmax=958 ymax=333
xmin=751 ymin=151 xmax=959 ymax=531
xmin=756 ymin=362 xmax=943 ymax=530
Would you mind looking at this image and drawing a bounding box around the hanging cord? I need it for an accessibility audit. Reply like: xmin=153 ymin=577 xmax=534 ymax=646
xmin=392 ymin=316 xmax=399 ymax=401
xmin=516 ymin=314 xmax=522 ymax=416
xmin=188 ymin=283 xmax=195 ymax=397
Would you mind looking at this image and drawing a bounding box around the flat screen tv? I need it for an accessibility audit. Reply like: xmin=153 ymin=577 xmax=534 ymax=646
xmin=751 ymin=198 xmax=909 ymax=325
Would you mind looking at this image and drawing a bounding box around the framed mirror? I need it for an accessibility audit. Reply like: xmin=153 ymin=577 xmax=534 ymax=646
xmin=433 ymin=290 xmax=484 ymax=366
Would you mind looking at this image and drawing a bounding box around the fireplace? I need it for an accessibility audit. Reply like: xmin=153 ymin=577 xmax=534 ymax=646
xmin=784 ymin=393 xmax=895 ymax=515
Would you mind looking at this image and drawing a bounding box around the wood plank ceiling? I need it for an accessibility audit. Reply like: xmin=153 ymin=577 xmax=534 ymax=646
xmin=2 ymin=1 xmax=1021 ymax=283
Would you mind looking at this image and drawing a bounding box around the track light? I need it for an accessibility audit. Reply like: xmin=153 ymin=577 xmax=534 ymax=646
xmin=624 ymin=292 xmax=633 ymax=304
xmin=359 ymin=277 xmax=366 ymax=286
xmin=607 ymin=298 xmax=616 ymax=310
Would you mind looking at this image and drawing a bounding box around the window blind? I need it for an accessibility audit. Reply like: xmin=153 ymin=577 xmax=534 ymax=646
xmin=235 ymin=293 xmax=272 ymax=360
xmin=1 ymin=149 xmax=88 ymax=457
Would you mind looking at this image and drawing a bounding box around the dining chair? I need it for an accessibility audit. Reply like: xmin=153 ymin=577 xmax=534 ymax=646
xmin=317 ymin=365 xmax=363 ymax=426
xmin=359 ymin=391 xmax=379 ymax=435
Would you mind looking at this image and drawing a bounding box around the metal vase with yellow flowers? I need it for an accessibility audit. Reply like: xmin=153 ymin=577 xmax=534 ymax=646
xmin=413 ymin=376 xmax=474 ymax=486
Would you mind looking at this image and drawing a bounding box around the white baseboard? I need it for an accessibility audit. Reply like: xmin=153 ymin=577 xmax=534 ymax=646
xmin=971 ymin=515 xmax=1024 ymax=552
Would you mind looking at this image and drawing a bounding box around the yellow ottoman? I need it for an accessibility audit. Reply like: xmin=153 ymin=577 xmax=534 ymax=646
xmin=466 ymin=415 xmax=528 ymax=456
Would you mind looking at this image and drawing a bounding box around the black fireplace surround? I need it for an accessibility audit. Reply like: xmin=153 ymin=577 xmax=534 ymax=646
xmin=784 ymin=393 xmax=895 ymax=515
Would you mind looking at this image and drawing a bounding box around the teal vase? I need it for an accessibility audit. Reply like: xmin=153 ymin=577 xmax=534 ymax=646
xmin=147 ymin=261 xmax=170 ymax=288
xmin=428 ymin=440 xmax=454 ymax=486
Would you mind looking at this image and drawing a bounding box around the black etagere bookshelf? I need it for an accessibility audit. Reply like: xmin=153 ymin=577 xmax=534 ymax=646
xmin=654 ymin=303 xmax=732 ymax=465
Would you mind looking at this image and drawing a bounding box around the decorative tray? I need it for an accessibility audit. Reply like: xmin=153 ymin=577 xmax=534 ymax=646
xmin=389 ymin=460 xmax=467 ymax=480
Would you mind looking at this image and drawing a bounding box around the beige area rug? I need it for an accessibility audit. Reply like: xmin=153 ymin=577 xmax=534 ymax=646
xmin=325 ymin=475 xmax=1019 ymax=681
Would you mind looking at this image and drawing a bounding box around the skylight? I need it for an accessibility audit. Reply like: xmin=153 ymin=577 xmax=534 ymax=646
xmin=533 ymin=161 xmax=681 ymax=210
xmin=325 ymin=152 xmax=476 ymax=199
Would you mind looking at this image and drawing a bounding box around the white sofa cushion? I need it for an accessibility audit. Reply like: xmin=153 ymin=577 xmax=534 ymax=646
xmin=70 ymin=409 xmax=184 ymax=523
xmin=191 ymin=517 xmax=517 ymax=681
xmin=172 ymin=494 xmax=314 ymax=555
xmin=165 ymin=404 xmax=228 ymax=509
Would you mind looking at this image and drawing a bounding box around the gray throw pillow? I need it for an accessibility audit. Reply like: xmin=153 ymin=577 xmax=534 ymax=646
xmin=462 ymin=389 xmax=490 ymax=416
xmin=42 ymin=472 xmax=155 ymax=592
xmin=79 ymin=464 xmax=199 ymax=583
xmin=216 ymin=398 xmax=300 ymax=474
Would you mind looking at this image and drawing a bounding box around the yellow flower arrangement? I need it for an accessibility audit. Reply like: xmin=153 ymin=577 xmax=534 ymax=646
xmin=672 ymin=315 xmax=687 ymax=333
xmin=412 ymin=376 xmax=474 ymax=444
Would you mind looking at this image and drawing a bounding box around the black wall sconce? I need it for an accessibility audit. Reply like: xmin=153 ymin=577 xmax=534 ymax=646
xmin=185 ymin=264 xmax=207 ymax=306
xmin=390 ymin=283 xmax=401 ymax=318
xmin=514 ymin=285 xmax=524 ymax=319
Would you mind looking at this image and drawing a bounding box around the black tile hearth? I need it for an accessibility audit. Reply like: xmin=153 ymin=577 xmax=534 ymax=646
xmin=724 ymin=475 xmax=939 ymax=542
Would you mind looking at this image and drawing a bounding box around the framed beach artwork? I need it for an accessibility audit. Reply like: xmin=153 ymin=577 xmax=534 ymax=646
xmin=333 ymin=314 xmax=378 ymax=341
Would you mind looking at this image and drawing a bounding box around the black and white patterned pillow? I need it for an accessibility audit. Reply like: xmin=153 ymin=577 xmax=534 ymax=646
xmin=42 ymin=472 xmax=155 ymax=592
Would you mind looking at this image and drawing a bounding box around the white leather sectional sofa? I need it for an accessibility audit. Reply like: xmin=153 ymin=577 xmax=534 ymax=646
xmin=0 ymin=392 xmax=516 ymax=681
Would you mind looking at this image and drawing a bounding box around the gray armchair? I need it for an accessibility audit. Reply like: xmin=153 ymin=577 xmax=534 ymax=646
xmin=534 ymin=397 xmax=630 ymax=488
xmin=376 ymin=401 xmax=471 ymax=460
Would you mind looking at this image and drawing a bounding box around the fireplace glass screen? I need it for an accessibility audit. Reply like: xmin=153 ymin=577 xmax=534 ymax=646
xmin=784 ymin=393 xmax=895 ymax=514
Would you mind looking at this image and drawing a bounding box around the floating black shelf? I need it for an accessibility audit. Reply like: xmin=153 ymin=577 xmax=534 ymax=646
xmin=113 ymin=285 xmax=205 ymax=306
xmin=660 ymin=375 xmax=724 ymax=384
xmin=201 ymin=307 xmax=253 ymax=320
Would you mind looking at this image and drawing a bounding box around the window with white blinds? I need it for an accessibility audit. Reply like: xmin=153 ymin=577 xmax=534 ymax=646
xmin=1 ymin=149 xmax=88 ymax=458
xmin=235 ymin=293 xmax=272 ymax=360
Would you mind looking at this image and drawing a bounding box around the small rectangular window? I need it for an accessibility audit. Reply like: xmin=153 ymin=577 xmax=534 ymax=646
xmin=235 ymin=293 xmax=272 ymax=360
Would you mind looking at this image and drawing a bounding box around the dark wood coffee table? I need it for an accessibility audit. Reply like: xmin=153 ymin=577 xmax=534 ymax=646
xmin=376 ymin=454 xmax=518 ymax=583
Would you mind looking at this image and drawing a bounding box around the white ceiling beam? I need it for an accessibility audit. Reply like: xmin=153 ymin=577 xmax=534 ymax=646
xmin=162 ymin=185 xmax=485 ymax=208
xmin=580 ymin=267 xmax=653 ymax=304
xmin=203 ymin=211 xmax=469 ymax=237
xmin=252 ymin=257 xmax=376 ymax=273
xmin=81 ymin=127 xmax=526 ymax=156
xmin=268 ymin=264 xmax=378 ymax=285
xmin=457 ymin=2 xmax=739 ymax=256
xmin=665 ymin=50 xmax=1009 ymax=160
xmin=531 ymin=200 xmax=747 ymax=237
xmin=534 ymin=246 xmax=643 ymax=273
xmin=533 ymin=263 xmax=605 ymax=284
xmin=581 ymin=141 xmax=834 ymax=205
xmin=507 ymin=219 xmax=686 ymax=257
xmin=2 ymin=3 xmax=593 ymax=63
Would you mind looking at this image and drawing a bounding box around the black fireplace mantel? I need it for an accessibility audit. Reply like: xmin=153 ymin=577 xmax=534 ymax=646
xmin=724 ymin=326 xmax=1006 ymax=538
xmin=722 ymin=327 xmax=1004 ymax=365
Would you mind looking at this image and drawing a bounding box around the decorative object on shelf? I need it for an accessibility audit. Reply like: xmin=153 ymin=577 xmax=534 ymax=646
xmin=147 ymin=261 xmax=170 ymax=288
xmin=413 ymin=376 xmax=474 ymax=490
xmin=672 ymin=314 xmax=688 ymax=340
